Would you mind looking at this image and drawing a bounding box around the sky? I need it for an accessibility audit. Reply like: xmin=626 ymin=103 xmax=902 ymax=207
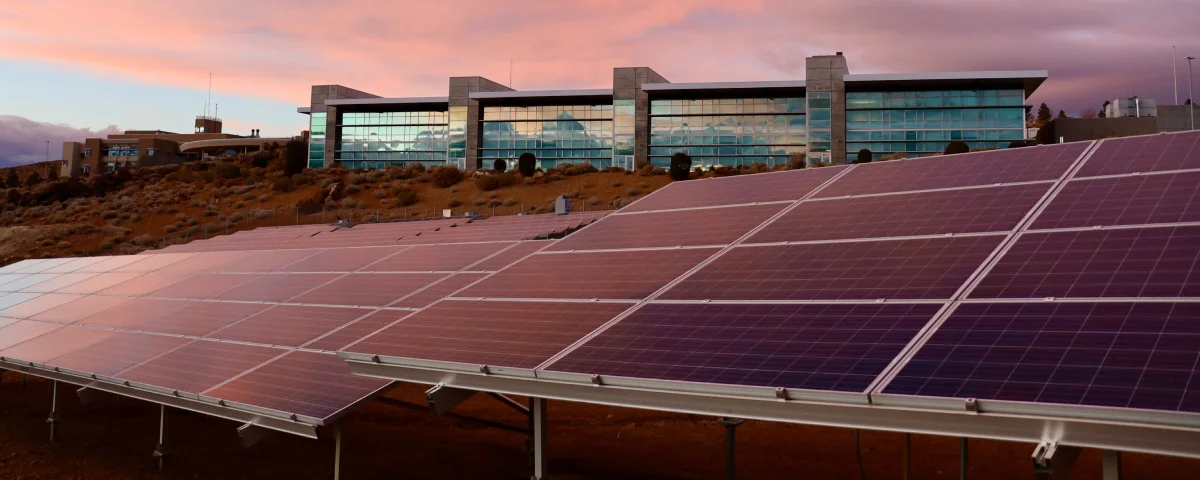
xmin=1 ymin=0 xmax=1197 ymax=167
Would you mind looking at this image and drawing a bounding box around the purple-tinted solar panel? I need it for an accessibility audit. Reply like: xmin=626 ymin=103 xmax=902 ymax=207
xmin=203 ymin=351 xmax=390 ymax=420
xmin=468 ymin=242 xmax=549 ymax=271
xmin=293 ymin=273 xmax=446 ymax=307
xmin=549 ymin=204 xmax=786 ymax=252
xmin=146 ymin=274 xmax=262 ymax=299
xmin=662 ymin=237 xmax=1002 ymax=301
xmin=79 ymin=298 xmax=191 ymax=330
xmin=157 ymin=251 xmax=251 ymax=273
xmin=815 ymin=142 xmax=1089 ymax=199
xmin=18 ymin=273 xmax=99 ymax=293
xmin=211 ymin=273 xmax=339 ymax=302
xmin=99 ymin=273 xmax=192 ymax=296
xmin=884 ymin=302 xmax=1200 ymax=413
xmin=0 ymin=326 xmax=115 ymax=364
xmin=346 ymin=300 xmax=631 ymax=369
xmin=219 ymin=249 xmax=320 ymax=272
xmin=31 ymin=296 xmax=133 ymax=324
xmin=1032 ymin=171 xmax=1200 ymax=230
xmin=971 ymin=226 xmax=1200 ymax=299
xmin=548 ymin=303 xmax=941 ymax=392
xmin=136 ymin=301 xmax=270 ymax=337
xmin=48 ymin=331 xmax=191 ymax=376
xmin=0 ymin=320 xmax=65 ymax=350
xmin=1075 ymin=130 xmax=1200 ymax=178
xmin=461 ymin=249 xmax=716 ymax=300
xmin=56 ymin=273 xmax=145 ymax=295
xmin=751 ymin=184 xmax=1049 ymax=243
xmin=368 ymin=243 xmax=508 ymax=271
xmin=624 ymin=167 xmax=844 ymax=213
xmin=208 ymin=305 xmax=371 ymax=347
xmin=283 ymin=246 xmax=408 ymax=272
xmin=0 ymin=294 xmax=84 ymax=319
xmin=391 ymin=273 xmax=488 ymax=309
xmin=307 ymin=309 xmax=412 ymax=352
xmin=114 ymin=253 xmax=197 ymax=273
xmin=119 ymin=340 xmax=283 ymax=393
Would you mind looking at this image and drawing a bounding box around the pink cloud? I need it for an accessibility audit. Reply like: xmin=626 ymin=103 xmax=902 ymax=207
xmin=0 ymin=115 xmax=121 ymax=167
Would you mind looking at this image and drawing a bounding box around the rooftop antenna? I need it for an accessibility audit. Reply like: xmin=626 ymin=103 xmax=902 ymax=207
xmin=206 ymin=73 xmax=213 ymax=118
xmin=1174 ymin=46 xmax=1180 ymax=105
xmin=215 ymin=103 xmax=218 ymax=119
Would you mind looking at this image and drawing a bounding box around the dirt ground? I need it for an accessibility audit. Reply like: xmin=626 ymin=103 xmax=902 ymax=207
xmin=1 ymin=373 xmax=1196 ymax=480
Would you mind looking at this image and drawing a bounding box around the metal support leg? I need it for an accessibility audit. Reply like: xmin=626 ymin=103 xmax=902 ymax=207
xmin=530 ymin=397 xmax=547 ymax=480
xmin=1101 ymin=450 xmax=1121 ymax=480
xmin=854 ymin=429 xmax=867 ymax=480
xmin=718 ymin=418 xmax=744 ymax=480
xmin=22 ymin=372 xmax=26 ymax=388
xmin=1033 ymin=442 xmax=1081 ymax=480
xmin=903 ymin=433 xmax=911 ymax=480
xmin=333 ymin=424 xmax=343 ymax=480
xmin=47 ymin=380 xmax=60 ymax=442
xmin=153 ymin=405 xmax=170 ymax=470
xmin=959 ymin=437 xmax=967 ymax=480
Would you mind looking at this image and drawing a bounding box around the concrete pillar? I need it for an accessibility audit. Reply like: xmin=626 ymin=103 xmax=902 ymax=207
xmin=804 ymin=54 xmax=849 ymax=164
xmin=449 ymin=76 xmax=512 ymax=171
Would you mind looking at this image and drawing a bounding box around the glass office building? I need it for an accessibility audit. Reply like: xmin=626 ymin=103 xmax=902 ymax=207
xmin=303 ymin=55 xmax=1046 ymax=170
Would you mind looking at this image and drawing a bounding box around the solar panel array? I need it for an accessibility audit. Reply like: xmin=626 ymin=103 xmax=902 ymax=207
xmin=0 ymin=212 xmax=594 ymax=430
xmin=344 ymin=132 xmax=1200 ymax=425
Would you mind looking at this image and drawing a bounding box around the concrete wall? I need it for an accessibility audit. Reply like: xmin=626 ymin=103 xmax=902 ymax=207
xmin=1158 ymin=104 xmax=1199 ymax=133
xmin=806 ymin=54 xmax=849 ymax=164
xmin=61 ymin=142 xmax=84 ymax=178
xmin=1036 ymin=117 xmax=1158 ymax=144
xmin=310 ymin=85 xmax=380 ymax=167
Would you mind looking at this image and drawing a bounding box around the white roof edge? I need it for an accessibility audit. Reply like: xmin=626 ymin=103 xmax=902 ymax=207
xmin=471 ymin=89 xmax=614 ymax=99
xmin=642 ymin=80 xmax=806 ymax=91
xmin=324 ymin=97 xmax=450 ymax=106
xmin=843 ymin=71 xmax=1049 ymax=82
xmin=297 ymin=107 xmax=311 ymax=114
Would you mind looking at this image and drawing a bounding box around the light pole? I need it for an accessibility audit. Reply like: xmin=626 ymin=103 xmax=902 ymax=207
xmin=1187 ymin=56 xmax=1196 ymax=131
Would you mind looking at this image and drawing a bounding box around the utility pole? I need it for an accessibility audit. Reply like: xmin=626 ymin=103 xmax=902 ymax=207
xmin=1174 ymin=46 xmax=1180 ymax=105
xmin=45 ymin=140 xmax=49 ymax=162
xmin=1187 ymin=56 xmax=1196 ymax=131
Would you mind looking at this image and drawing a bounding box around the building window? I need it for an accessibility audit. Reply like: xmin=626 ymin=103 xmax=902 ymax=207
xmin=61 ymin=160 xmax=68 ymax=167
xmin=147 ymin=148 xmax=155 ymax=156
xmin=84 ymin=148 xmax=92 ymax=156
xmin=82 ymin=165 xmax=90 ymax=174
xmin=648 ymin=97 xmax=807 ymax=169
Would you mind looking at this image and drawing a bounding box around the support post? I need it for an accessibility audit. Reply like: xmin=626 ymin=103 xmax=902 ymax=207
xmin=854 ymin=429 xmax=867 ymax=480
xmin=238 ymin=423 xmax=272 ymax=448
xmin=1102 ymin=450 xmax=1121 ymax=480
xmin=903 ymin=433 xmax=911 ymax=480
xmin=425 ymin=384 xmax=478 ymax=416
xmin=530 ymin=397 xmax=547 ymax=480
xmin=333 ymin=424 xmax=343 ymax=480
xmin=47 ymin=380 xmax=60 ymax=441
xmin=959 ymin=437 xmax=967 ymax=480
xmin=154 ymin=405 xmax=170 ymax=470
xmin=718 ymin=418 xmax=744 ymax=480
xmin=1032 ymin=442 xmax=1081 ymax=480
xmin=76 ymin=386 xmax=98 ymax=405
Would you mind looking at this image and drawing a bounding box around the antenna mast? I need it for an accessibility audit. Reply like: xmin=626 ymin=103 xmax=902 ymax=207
xmin=206 ymin=73 xmax=213 ymax=118
xmin=1174 ymin=46 xmax=1180 ymax=105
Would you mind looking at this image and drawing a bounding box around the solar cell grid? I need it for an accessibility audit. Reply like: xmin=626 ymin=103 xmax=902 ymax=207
xmin=135 ymin=301 xmax=270 ymax=337
xmin=30 ymin=295 xmax=133 ymax=324
xmin=98 ymin=273 xmax=192 ymax=296
xmin=548 ymin=303 xmax=942 ymax=392
xmin=0 ymin=274 xmax=30 ymax=289
xmin=211 ymin=273 xmax=340 ymax=302
xmin=282 ymin=246 xmax=408 ymax=272
xmin=146 ymin=274 xmax=262 ymax=300
xmin=0 ymin=294 xmax=84 ymax=319
xmin=390 ymin=272 xmax=488 ymax=309
xmin=814 ymin=142 xmax=1089 ymax=199
xmin=0 ymin=326 xmax=115 ymax=364
xmin=55 ymin=272 xmax=145 ymax=295
xmin=114 ymin=253 xmax=197 ymax=273
xmin=467 ymin=242 xmax=547 ymax=271
xmin=78 ymin=298 xmax=192 ymax=330
xmin=208 ymin=305 xmax=372 ymax=347
xmin=750 ymin=184 xmax=1050 ymax=244
xmin=47 ymin=331 xmax=192 ymax=376
xmin=1075 ymin=130 xmax=1200 ymax=178
xmin=623 ymin=167 xmax=844 ymax=213
xmin=12 ymin=258 xmax=75 ymax=274
xmin=0 ymin=292 xmax=43 ymax=311
xmin=0 ymin=260 xmax=41 ymax=274
xmin=215 ymin=249 xmax=321 ymax=272
xmin=883 ymin=302 xmax=1200 ymax=413
xmin=369 ymin=243 xmax=508 ymax=271
xmin=970 ymin=225 xmax=1200 ymax=299
xmin=1031 ymin=171 xmax=1200 ymax=230
xmin=346 ymin=300 xmax=632 ymax=369
xmin=293 ymin=273 xmax=446 ymax=307
xmin=305 ymin=309 xmax=413 ymax=352
xmin=118 ymin=340 xmax=284 ymax=394
xmin=461 ymin=249 xmax=718 ymax=300
xmin=72 ymin=255 xmax=147 ymax=273
xmin=203 ymin=351 xmax=390 ymax=420
xmin=662 ymin=236 xmax=1002 ymax=301
xmin=18 ymin=273 xmax=99 ymax=293
xmin=40 ymin=257 xmax=110 ymax=274
xmin=158 ymin=251 xmax=253 ymax=273
xmin=0 ymin=320 xmax=64 ymax=351
xmin=549 ymin=204 xmax=786 ymax=252
xmin=0 ymin=274 xmax=61 ymax=292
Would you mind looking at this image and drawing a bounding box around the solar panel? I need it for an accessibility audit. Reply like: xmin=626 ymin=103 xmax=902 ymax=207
xmin=291 ymin=273 xmax=446 ymax=307
xmin=883 ymin=302 xmax=1200 ymax=413
xmin=347 ymin=300 xmax=632 ymax=369
xmin=459 ymin=249 xmax=718 ymax=300
xmin=468 ymin=241 xmax=549 ymax=271
xmin=623 ymin=167 xmax=844 ymax=213
xmin=98 ymin=273 xmax=192 ymax=296
xmin=0 ymin=274 xmax=30 ymax=289
xmin=115 ymin=253 xmax=197 ymax=273
xmin=55 ymin=272 xmax=145 ymax=295
xmin=119 ymin=340 xmax=284 ymax=394
xmin=18 ymin=273 xmax=99 ymax=293
xmin=814 ymin=142 xmax=1089 ymax=199
xmin=281 ymin=246 xmax=409 ymax=272
xmin=211 ymin=273 xmax=340 ymax=302
xmin=0 ymin=294 xmax=84 ymax=319
xmin=30 ymin=295 xmax=132 ymax=324
xmin=47 ymin=331 xmax=192 ymax=376
xmin=1074 ymin=130 xmax=1200 ymax=178
xmin=390 ymin=273 xmax=488 ymax=309
xmin=78 ymin=298 xmax=192 ymax=330
xmin=135 ymin=301 xmax=271 ymax=337
xmin=547 ymin=303 xmax=942 ymax=392
xmin=750 ymin=184 xmax=1050 ymax=244
xmin=0 ymin=320 xmax=65 ymax=350
xmin=40 ymin=257 xmax=111 ymax=274
xmin=0 ymin=273 xmax=62 ymax=292
xmin=305 ymin=309 xmax=413 ymax=352
xmin=661 ymin=236 xmax=1003 ymax=301
xmin=1031 ymin=171 xmax=1200 ymax=230
xmin=970 ymin=225 xmax=1200 ymax=299
xmin=368 ymin=243 xmax=509 ymax=272
xmin=0 ymin=325 xmax=114 ymax=364
xmin=11 ymin=258 xmax=76 ymax=274
xmin=548 ymin=204 xmax=786 ymax=252
xmin=0 ymin=260 xmax=40 ymax=274
xmin=0 ymin=292 xmax=45 ymax=311
xmin=202 ymin=351 xmax=390 ymax=421
xmin=146 ymin=274 xmax=262 ymax=300
xmin=75 ymin=255 xmax=147 ymax=273
xmin=207 ymin=305 xmax=372 ymax=347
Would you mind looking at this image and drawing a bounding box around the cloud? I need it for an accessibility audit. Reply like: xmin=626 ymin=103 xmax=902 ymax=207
xmin=0 ymin=115 xmax=121 ymax=167
xmin=0 ymin=0 xmax=1195 ymax=115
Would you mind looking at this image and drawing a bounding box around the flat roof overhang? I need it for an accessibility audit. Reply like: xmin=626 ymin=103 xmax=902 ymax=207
xmin=323 ymin=97 xmax=450 ymax=112
xmin=471 ymin=89 xmax=614 ymax=106
xmin=843 ymin=71 xmax=1048 ymax=97
xmin=297 ymin=107 xmax=311 ymax=114
xmin=179 ymin=137 xmax=295 ymax=153
xmin=642 ymin=80 xmax=807 ymax=100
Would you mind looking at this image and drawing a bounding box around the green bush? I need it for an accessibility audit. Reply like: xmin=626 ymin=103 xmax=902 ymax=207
xmin=669 ymin=152 xmax=692 ymax=181
xmin=853 ymin=149 xmax=872 ymax=164
xmin=518 ymin=153 xmax=536 ymax=177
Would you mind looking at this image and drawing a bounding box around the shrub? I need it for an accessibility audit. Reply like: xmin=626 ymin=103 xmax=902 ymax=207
xmin=216 ymin=163 xmax=242 ymax=179
xmin=564 ymin=163 xmax=599 ymax=176
xmin=611 ymin=197 xmax=634 ymax=209
xmin=25 ymin=171 xmax=42 ymax=187
xmin=283 ymin=140 xmax=308 ymax=176
xmin=341 ymin=197 xmax=359 ymax=209
xmin=493 ymin=159 xmax=507 ymax=172
xmin=295 ymin=196 xmax=322 ymax=214
xmin=943 ymin=141 xmax=970 ymax=155
xmin=165 ymin=169 xmax=194 ymax=183
xmin=503 ymin=198 xmax=517 ymax=207
xmin=429 ymin=166 xmax=463 ymax=188
xmin=587 ymin=196 xmax=601 ymax=206
xmin=523 ymin=177 xmax=535 ymax=185
xmin=4 ymin=169 xmax=19 ymax=188
xmin=131 ymin=234 xmax=155 ymax=246
xmin=474 ymin=173 xmax=517 ymax=191
xmin=229 ymin=212 xmax=245 ymax=223
xmin=270 ymin=177 xmax=293 ymax=193
xmin=292 ymin=173 xmax=313 ymax=186
xmin=518 ymin=152 xmax=536 ymax=177
xmin=349 ymin=174 xmax=367 ymax=185
xmin=473 ymin=198 xmax=486 ymax=207
xmin=627 ymin=188 xmax=639 ymax=197
xmin=448 ymin=198 xmax=462 ymax=208
xmin=259 ymin=194 xmax=270 ymax=203
xmin=345 ymin=184 xmax=361 ymax=194
xmin=669 ymin=152 xmax=692 ymax=181
xmin=853 ymin=149 xmax=872 ymax=164
xmin=374 ymin=189 xmax=388 ymax=199
xmin=1007 ymin=140 xmax=1029 ymax=149
xmin=255 ymin=210 xmax=270 ymax=221
xmin=390 ymin=185 xmax=420 ymax=206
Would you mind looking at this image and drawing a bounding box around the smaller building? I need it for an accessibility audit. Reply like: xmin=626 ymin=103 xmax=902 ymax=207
xmin=1105 ymin=97 xmax=1157 ymax=118
xmin=60 ymin=116 xmax=295 ymax=177
xmin=1038 ymin=99 xmax=1196 ymax=143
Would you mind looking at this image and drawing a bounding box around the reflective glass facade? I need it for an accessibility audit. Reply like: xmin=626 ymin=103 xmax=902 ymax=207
xmin=806 ymin=93 xmax=831 ymax=164
xmin=448 ymin=106 xmax=468 ymax=168
xmin=648 ymin=98 xmax=806 ymax=168
xmin=308 ymin=112 xmax=326 ymax=169
xmin=481 ymin=105 xmax=614 ymax=169
xmin=335 ymin=111 xmax=448 ymax=169
xmin=613 ymin=99 xmax=636 ymax=159
xmin=846 ymin=90 xmax=1026 ymax=159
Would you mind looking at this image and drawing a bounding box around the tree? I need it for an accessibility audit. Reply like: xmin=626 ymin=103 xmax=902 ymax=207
xmin=1100 ymin=100 xmax=1111 ymax=118
xmin=1187 ymin=99 xmax=1193 ymax=105
xmin=1036 ymin=103 xmax=1053 ymax=124
xmin=25 ymin=171 xmax=42 ymax=187
xmin=517 ymin=152 xmax=536 ymax=177
xmin=1081 ymin=108 xmax=1099 ymax=119
xmin=944 ymin=141 xmax=970 ymax=155
xmin=493 ymin=159 xmax=506 ymax=172
xmin=4 ymin=169 xmax=18 ymax=188
xmin=668 ymin=152 xmax=692 ymax=181
xmin=1057 ymin=110 xmax=1068 ymax=119
xmin=852 ymin=149 xmax=872 ymax=164
xmin=283 ymin=139 xmax=307 ymax=176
